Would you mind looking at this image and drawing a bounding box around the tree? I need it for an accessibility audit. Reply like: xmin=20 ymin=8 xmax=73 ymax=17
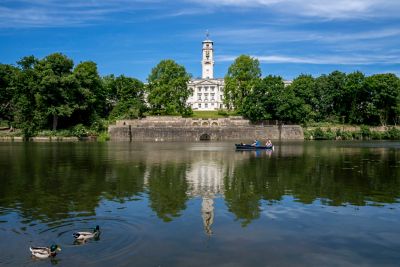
xmin=345 ymin=71 xmax=366 ymax=124
xmin=314 ymin=71 xmax=346 ymax=122
xmin=224 ymin=55 xmax=261 ymax=112
xmin=35 ymin=53 xmax=77 ymax=130
xmin=241 ymin=75 xmax=283 ymax=122
xmin=147 ymin=60 xmax=192 ymax=116
xmin=12 ymin=56 xmax=42 ymax=138
xmin=364 ymin=74 xmax=400 ymax=126
xmin=72 ymin=61 xmax=106 ymax=125
xmin=0 ymin=64 xmax=18 ymax=126
xmin=104 ymin=75 xmax=146 ymax=119
xmin=289 ymin=74 xmax=317 ymax=122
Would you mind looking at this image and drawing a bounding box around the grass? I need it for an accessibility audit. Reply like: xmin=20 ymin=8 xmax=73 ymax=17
xmin=191 ymin=110 xmax=237 ymax=119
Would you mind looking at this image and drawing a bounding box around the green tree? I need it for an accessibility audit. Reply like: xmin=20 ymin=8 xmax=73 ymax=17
xmin=12 ymin=56 xmax=42 ymax=138
xmin=314 ymin=71 xmax=346 ymax=122
xmin=0 ymin=64 xmax=18 ymax=126
xmin=224 ymin=55 xmax=261 ymax=112
xmin=72 ymin=61 xmax=106 ymax=125
xmin=35 ymin=53 xmax=77 ymax=130
xmin=289 ymin=74 xmax=317 ymax=122
xmin=147 ymin=60 xmax=192 ymax=116
xmin=241 ymin=75 xmax=283 ymax=122
xmin=105 ymin=75 xmax=146 ymax=119
xmin=364 ymin=73 xmax=400 ymax=125
xmin=345 ymin=71 xmax=366 ymax=124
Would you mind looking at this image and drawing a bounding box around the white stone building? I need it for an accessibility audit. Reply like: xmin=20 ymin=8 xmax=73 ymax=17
xmin=187 ymin=34 xmax=225 ymax=111
xmin=186 ymin=34 xmax=292 ymax=111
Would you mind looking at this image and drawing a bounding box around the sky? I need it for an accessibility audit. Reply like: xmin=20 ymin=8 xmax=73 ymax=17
xmin=0 ymin=0 xmax=399 ymax=81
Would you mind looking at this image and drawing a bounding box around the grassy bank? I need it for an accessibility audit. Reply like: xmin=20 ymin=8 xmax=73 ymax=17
xmin=191 ymin=110 xmax=237 ymax=119
xmin=304 ymin=125 xmax=400 ymax=140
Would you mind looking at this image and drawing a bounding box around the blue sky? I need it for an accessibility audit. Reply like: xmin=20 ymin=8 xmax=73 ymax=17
xmin=0 ymin=0 xmax=399 ymax=81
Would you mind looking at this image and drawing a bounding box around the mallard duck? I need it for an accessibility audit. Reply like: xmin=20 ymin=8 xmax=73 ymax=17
xmin=73 ymin=225 xmax=100 ymax=240
xmin=29 ymin=244 xmax=61 ymax=258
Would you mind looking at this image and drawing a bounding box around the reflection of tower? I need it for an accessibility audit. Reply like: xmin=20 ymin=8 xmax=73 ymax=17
xmin=201 ymin=196 xmax=214 ymax=236
xmin=186 ymin=157 xmax=224 ymax=236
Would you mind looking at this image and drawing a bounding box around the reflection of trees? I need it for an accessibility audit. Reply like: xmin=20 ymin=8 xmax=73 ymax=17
xmin=224 ymin=145 xmax=400 ymax=226
xmin=146 ymin=163 xmax=189 ymax=222
xmin=0 ymin=143 xmax=146 ymax=222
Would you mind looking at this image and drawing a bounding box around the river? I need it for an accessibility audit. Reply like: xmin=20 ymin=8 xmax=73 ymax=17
xmin=0 ymin=141 xmax=399 ymax=266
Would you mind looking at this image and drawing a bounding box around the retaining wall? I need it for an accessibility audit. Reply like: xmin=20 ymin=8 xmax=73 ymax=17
xmin=109 ymin=117 xmax=303 ymax=141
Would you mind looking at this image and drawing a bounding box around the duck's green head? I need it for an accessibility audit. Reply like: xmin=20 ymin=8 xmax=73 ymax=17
xmin=50 ymin=244 xmax=61 ymax=252
xmin=94 ymin=225 xmax=100 ymax=232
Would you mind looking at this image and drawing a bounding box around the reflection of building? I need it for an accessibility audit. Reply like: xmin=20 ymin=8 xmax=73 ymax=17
xmin=201 ymin=197 xmax=214 ymax=236
xmin=186 ymin=160 xmax=226 ymax=236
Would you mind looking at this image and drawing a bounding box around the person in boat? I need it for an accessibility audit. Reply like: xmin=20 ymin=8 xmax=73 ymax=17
xmin=266 ymin=139 xmax=272 ymax=147
xmin=252 ymin=139 xmax=261 ymax=146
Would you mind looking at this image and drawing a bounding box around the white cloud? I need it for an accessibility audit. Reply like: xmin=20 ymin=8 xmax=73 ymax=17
xmin=186 ymin=0 xmax=400 ymax=19
xmin=216 ymin=54 xmax=400 ymax=65
xmin=0 ymin=0 xmax=162 ymax=27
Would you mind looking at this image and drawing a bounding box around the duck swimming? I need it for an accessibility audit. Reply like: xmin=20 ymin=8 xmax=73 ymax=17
xmin=73 ymin=225 xmax=100 ymax=240
xmin=30 ymin=244 xmax=61 ymax=258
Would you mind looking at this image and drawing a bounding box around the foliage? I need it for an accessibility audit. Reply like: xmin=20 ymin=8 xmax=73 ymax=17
xmin=224 ymin=55 xmax=261 ymax=112
xmin=97 ymin=131 xmax=110 ymax=142
xmin=146 ymin=59 xmax=192 ymax=116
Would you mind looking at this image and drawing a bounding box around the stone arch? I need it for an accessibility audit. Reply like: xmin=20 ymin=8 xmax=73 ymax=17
xmin=202 ymin=121 xmax=209 ymax=126
xmin=192 ymin=122 xmax=199 ymax=126
xmin=211 ymin=122 xmax=218 ymax=126
xmin=200 ymin=133 xmax=211 ymax=141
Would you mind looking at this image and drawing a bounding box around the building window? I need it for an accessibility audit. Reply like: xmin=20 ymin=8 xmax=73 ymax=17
xmin=220 ymin=95 xmax=222 ymax=100
xmin=198 ymin=103 xmax=201 ymax=108
xmin=205 ymin=103 xmax=208 ymax=108
xmin=211 ymin=103 xmax=214 ymax=106
xmin=198 ymin=87 xmax=202 ymax=91
xmin=205 ymin=87 xmax=208 ymax=91
xmin=211 ymin=86 xmax=215 ymax=91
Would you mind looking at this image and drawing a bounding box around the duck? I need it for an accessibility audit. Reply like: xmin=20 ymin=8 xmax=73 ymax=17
xmin=73 ymin=225 xmax=100 ymax=240
xmin=29 ymin=244 xmax=61 ymax=258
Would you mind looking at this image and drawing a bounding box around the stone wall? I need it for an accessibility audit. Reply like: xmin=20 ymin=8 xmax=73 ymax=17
xmin=109 ymin=117 xmax=303 ymax=141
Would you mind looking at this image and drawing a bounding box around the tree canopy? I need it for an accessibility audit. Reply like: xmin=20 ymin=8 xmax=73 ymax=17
xmin=224 ymin=55 xmax=261 ymax=112
xmin=146 ymin=59 xmax=192 ymax=116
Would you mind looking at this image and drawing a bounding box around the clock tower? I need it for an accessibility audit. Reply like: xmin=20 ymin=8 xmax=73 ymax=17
xmin=202 ymin=31 xmax=214 ymax=79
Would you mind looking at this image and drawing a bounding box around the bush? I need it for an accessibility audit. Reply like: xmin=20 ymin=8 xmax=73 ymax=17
xmin=217 ymin=109 xmax=229 ymax=117
xmin=313 ymin=127 xmax=325 ymax=140
xmin=71 ymin=124 xmax=88 ymax=138
xmin=359 ymin=125 xmax=371 ymax=139
xmin=97 ymin=131 xmax=110 ymax=142
xmin=303 ymin=129 xmax=313 ymax=140
xmin=370 ymin=131 xmax=383 ymax=140
xmin=384 ymin=127 xmax=400 ymax=140
xmin=341 ymin=131 xmax=353 ymax=140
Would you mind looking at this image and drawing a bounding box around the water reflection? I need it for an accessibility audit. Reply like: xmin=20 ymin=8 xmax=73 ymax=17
xmin=0 ymin=141 xmax=399 ymax=227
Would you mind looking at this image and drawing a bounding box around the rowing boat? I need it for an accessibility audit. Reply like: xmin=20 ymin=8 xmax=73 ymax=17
xmin=235 ymin=144 xmax=274 ymax=150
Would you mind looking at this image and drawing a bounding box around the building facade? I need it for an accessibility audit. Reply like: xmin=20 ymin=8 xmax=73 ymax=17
xmin=187 ymin=34 xmax=292 ymax=111
xmin=187 ymin=34 xmax=225 ymax=111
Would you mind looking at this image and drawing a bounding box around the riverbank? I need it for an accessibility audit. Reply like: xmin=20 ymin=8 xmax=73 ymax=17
xmin=304 ymin=125 xmax=400 ymax=140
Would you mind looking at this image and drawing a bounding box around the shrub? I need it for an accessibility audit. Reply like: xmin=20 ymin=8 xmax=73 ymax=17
xmin=71 ymin=124 xmax=88 ymax=138
xmin=384 ymin=127 xmax=400 ymax=140
xmin=97 ymin=131 xmax=110 ymax=142
xmin=359 ymin=125 xmax=371 ymax=139
xmin=313 ymin=127 xmax=325 ymax=140
xmin=370 ymin=131 xmax=383 ymax=140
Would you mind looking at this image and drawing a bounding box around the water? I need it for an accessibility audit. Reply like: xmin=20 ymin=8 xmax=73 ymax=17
xmin=0 ymin=141 xmax=399 ymax=266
